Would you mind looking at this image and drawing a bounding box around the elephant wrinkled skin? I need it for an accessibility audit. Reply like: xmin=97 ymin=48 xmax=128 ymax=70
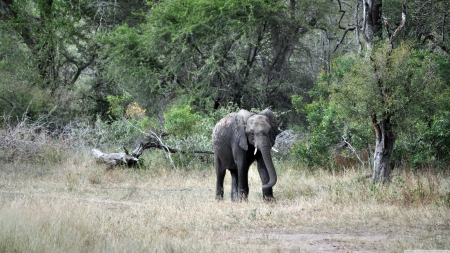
xmin=212 ymin=109 xmax=280 ymax=202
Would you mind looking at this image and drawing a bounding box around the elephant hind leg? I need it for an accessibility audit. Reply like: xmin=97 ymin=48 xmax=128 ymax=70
xmin=215 ymin=158 xmax=226 ymax=200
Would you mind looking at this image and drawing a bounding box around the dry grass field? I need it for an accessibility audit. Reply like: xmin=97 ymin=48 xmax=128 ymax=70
xmin=0 ymin=150 xmax=449 ymax=253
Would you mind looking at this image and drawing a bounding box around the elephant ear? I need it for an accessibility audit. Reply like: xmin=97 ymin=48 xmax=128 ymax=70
xmin=259 ymin=109 xmax=279 ymax=146
xmin=233 ymin=111 xmax=249 ymax=151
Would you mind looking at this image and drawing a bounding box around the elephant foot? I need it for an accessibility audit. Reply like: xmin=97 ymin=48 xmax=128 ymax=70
xmin=216 ymin=187 xmax=224 ymax=201
xmin=238 ymin=190 xmax=249 ymax=202
xmin=231 ymin=193 xmax=248 ymax=202
xmin=262 ymin=188 xmax=275 ymax=202
xmin=240 ymin=195 xmax=249 ymax=203
xmin=231 ymin=191 xmax=238 ymax=202
xmin=263 ymin=195 xmax=276 ymax=203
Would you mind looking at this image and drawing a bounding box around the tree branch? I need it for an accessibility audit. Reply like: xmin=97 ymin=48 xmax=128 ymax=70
xmin=341 ymin=136 xmax=364 ymax=166
xmin=371 ymin=113 xmax=381 ymax=142
xmin=387 ymin=1 xmax=407 ymax=52
xmin=443 ymin=9 xmax=449 ymax=42
xmin=333 ymin=27 xmax=356 ymax=53
xmin=0 ymin=94 xmax=15 ymax=108
xmin=333 ymin=0 xmax=357 ymax=53
xmin=421 ymin=33 xmax=450 ymax=55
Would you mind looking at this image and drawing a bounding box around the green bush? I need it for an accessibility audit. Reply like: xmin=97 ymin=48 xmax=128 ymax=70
xmin=290 ymin=58 xmax=373 ymax=169
xmin=164 ymin=105 xmax=201 ymax=137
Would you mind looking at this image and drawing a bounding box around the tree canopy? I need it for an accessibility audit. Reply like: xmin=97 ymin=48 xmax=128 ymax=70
xmin=1 ymin=0 xmax=449 ymax=172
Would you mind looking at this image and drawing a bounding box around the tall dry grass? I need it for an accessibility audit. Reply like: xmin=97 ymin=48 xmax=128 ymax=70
xmin=0 ymin=147 xmax=449 ymax=252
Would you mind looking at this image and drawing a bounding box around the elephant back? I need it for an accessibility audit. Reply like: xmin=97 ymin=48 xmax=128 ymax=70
xmin=212 ymin=112 xmax=236 ymax=143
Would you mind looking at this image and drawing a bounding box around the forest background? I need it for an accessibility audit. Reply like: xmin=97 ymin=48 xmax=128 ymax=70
xmin=1 ymin=0 xmax=450 ymax=181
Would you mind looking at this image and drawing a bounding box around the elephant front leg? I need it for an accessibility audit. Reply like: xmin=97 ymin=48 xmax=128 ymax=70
xmin=237 ymin=168 xmax=249 ymax=202
xmin=230 ymin=169 xmax=239 ymax=202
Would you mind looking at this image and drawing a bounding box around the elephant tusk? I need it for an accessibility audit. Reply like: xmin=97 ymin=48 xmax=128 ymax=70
xmin=272 ymin=147 xmax=279 ymax=152
xmin=254 ymin=148 xmax=258 ymax=155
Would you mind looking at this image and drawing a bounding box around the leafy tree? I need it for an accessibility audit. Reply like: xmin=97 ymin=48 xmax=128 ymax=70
xmin=317 ymin=1 xmax=450 ymax=179
xmin=291 ymin=97 xmax=342 ymax=168
xmin=332 ymin=0 xmax=450 ymax=56
xmin=291 ymin=61 xmax=372 ymax=169
xmin=0 ymin=0 xmax=97 ymax=120
xmin=0 ymin=21 xmax=49 ymax=121
xmin=98 ymin=0 xmax=335 ymax=125
xmin=330 ymin=42 xmax=443 ymax=181
xmin=392 ymin=53 xmax=450 ymax=167
xmin=0 ymin=0 xmax=151 ymax=122
xmin=96 ymin=23 xmax=164 ymax=116
xmin=403 ymin=0 xmax=450 ymax=55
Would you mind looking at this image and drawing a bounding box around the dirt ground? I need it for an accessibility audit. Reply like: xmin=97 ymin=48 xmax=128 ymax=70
xmin=237 ymin=232 xmax=387 ymax=252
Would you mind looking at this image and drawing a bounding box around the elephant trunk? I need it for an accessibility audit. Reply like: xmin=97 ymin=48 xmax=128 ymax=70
xmin=259 ymin=141 xmax=277 ymax=190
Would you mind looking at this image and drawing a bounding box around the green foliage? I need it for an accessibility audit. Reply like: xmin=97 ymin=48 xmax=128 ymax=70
xmin=0 ymin=21 xmax=50 ymax=121
xmin=291 ymin=61 xmax=372 ymax=168
xmin=1 ymin=0 xmax=111 ymax=122
xmin=142 ymin=0 xmax=282 ymax=108
xmin=97 ymin=0 xmax=330 ymax=119
xmin=164 ymin=105 xmax=201 ymax=137
xmin=97 ymin=23 xmax=162 ymax=90
xmin=291 ymin=95 xmax=304 ymax=114
xmin=106 ymin=93 xmax=132 ymax=118
xmin=330 ymin=43 xmax=440 ymax=123
xmin=160 ymin=102 xmax=219 ymax=170
xmin=161 ymin=102 xmax=242 ymax=170
xmin=295 ymin=42 xmax=449 ymax=169
xmin=291 ymin=100 xmax=341 ymax=168
xmin=391 ymin=52 xmax=450 ymax=167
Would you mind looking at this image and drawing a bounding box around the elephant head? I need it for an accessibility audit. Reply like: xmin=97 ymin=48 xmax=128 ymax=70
xmin=234 ymin=109 xmax=279 ymax=190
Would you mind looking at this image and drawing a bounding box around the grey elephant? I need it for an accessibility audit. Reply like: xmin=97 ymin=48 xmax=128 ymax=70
xmin=212 ymin=109 xmax=280 ymax=202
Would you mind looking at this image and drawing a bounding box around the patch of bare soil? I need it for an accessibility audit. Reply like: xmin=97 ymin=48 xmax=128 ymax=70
xmin=237 ymin=231 xmax=388 ymax=252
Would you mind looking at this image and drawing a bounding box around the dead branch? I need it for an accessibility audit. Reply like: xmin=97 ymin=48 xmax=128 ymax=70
xmin=421 ymin=33 xmax=450 ymax=55
xmin=139 ymin=139 xmax=213 ymax=155
xmin=92 ymin=132 xmax=213 ymax=169
xmin=92 ymin=148 xmax=138 ymax=169
xmin=387 ymin=2 xmax=407 ymax=52
xmin=341 ymin=136 xmax=364 ymax=167
xmin=333 ymin=0 xmax=357 ymax=53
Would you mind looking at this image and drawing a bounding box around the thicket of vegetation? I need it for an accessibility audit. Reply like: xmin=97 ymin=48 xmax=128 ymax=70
xmin=1 ymin=0 xmax=449 ymax=181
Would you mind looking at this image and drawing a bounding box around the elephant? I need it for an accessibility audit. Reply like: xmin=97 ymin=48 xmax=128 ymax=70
xmin=212 ymin=109 xmax=280 ymax=202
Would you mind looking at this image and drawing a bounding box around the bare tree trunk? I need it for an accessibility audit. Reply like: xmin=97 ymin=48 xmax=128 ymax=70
xmin=370 ymin=2 xmax=406 ymax=183
xmin=371 ymin=115 xmax=395 ymax=182
xmin=361 ymin=0 xmax=383 ymax=51
xmin=333 ymin=0 xmax=383 ymax=55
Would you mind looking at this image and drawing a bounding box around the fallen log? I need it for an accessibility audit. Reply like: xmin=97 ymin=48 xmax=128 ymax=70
xmin=92 ymin=148 xmax=139 ymax=168
xmin=92 ymin=135 xmax=213 ymax=169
